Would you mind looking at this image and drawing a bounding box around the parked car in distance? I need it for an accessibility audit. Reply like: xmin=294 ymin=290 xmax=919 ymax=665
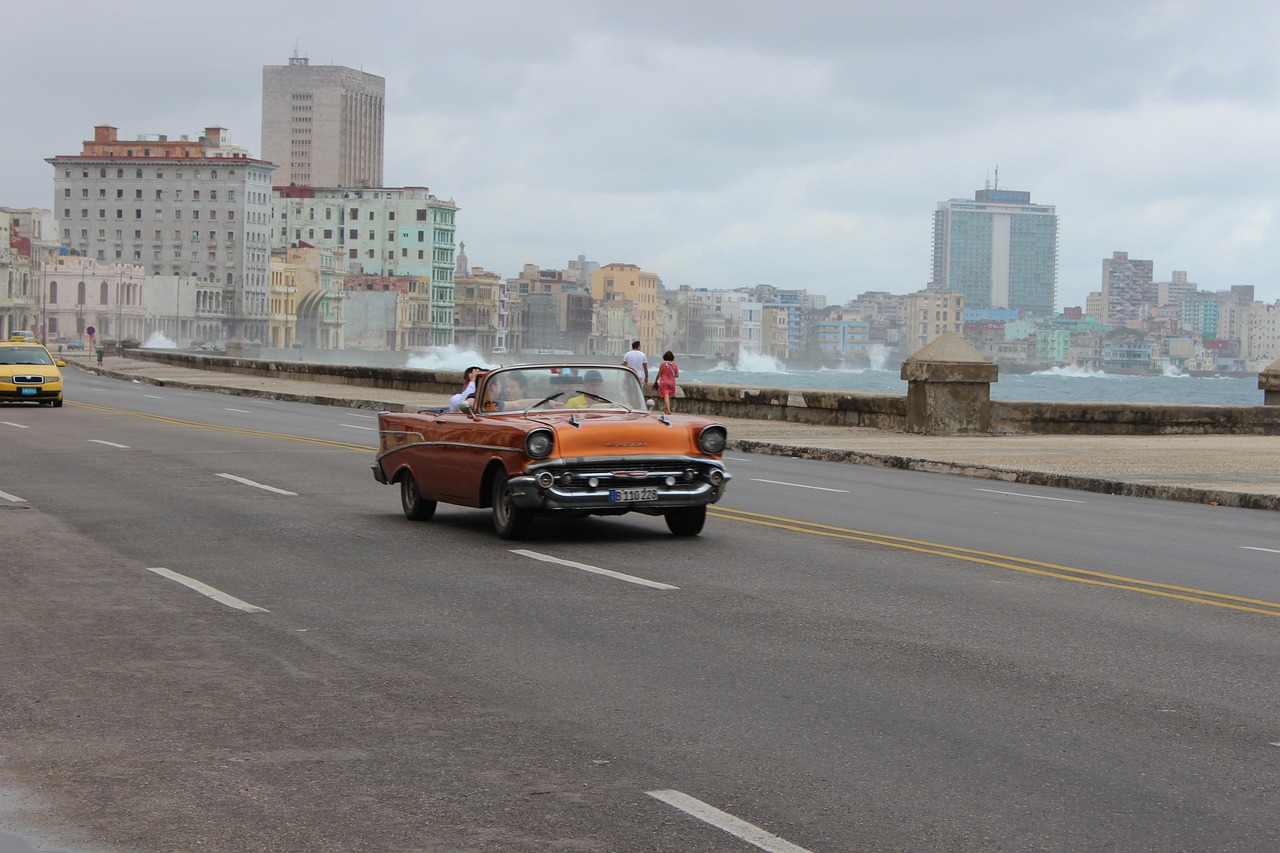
xmin=372 ymin=364 xmax=731 ymax=538
xmin=0 ymin=335 xmax=66 ymax=407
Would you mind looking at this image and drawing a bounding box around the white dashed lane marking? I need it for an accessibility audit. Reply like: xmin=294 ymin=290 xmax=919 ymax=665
xmin=511 ymin=549 xmax=679 ymax=590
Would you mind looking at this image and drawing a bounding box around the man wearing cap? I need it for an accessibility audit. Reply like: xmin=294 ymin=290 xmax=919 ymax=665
xmin=446 ymin=365 xmax=482 ymax=412
xmin=566 ymin=370 xmax=605 ymax=408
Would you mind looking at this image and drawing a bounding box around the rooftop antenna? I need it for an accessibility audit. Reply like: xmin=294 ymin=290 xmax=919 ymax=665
xmin=993 ymin=164 xmax=1000 ymax=190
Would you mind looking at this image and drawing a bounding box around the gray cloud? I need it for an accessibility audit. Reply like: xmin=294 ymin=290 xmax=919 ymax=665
xmin=4 ymin=0 xmax=1280 ymax=306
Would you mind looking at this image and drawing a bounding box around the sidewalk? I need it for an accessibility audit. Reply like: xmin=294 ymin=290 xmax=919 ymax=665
xmin=71 ymin=355 xmax=1280 ymax=511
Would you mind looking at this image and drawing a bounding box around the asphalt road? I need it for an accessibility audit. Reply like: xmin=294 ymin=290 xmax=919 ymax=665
xmin=1 ymin=370 xmax=1278 ymax=852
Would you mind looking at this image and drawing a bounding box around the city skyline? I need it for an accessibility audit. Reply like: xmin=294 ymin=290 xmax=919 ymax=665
xmin=3 ymin=1 xmax=1280 ymax=309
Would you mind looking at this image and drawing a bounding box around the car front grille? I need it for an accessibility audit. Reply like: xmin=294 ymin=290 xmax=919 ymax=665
xmin=532 ymin=458 xmax=723 ymax=493
xmin=13 ymin=375 xmax=44 ymax=385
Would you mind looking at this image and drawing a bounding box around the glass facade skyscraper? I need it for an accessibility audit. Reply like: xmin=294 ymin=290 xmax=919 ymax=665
xmin=931 ymin=188 xmax=1058 ymax=315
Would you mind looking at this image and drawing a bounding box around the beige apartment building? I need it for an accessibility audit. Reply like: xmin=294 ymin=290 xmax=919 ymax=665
xmin=906 ymin=289 xmax=964 ymax=354
xmin=262 ymin=55 xmax=385 ymax=188
xmin=454 ymin=265 xmax=503 ymax=354
xmin=590 ymin=263 xmax=660 ymax=355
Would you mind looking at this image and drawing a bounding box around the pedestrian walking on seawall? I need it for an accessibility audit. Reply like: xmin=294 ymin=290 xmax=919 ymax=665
xmin=622 ymin=340 xmax=648 ymax=383
xmin=655 ymin=350 xmax=679 ymax=414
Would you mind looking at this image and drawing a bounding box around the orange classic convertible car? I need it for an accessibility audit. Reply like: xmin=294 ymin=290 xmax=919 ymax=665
xmin=372 ymin=364 xmax=731 ymax=538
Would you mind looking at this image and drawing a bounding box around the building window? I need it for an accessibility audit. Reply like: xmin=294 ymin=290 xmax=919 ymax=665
xmin=100 ymin=283 xmax=109 ymax=304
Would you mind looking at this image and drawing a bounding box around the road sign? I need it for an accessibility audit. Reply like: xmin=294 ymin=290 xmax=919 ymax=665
xmin=86 ymin=326 xmax=96 ymax=336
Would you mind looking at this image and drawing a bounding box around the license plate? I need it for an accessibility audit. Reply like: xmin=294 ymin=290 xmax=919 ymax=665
xmin=610 ymin=487 xmax=658 ymax=502
xmin=20 ymin=388 xmax=36 ymax=396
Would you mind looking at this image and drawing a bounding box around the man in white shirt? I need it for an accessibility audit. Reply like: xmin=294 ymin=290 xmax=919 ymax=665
xmin=621 ymin=341 xmax=648 ymax=384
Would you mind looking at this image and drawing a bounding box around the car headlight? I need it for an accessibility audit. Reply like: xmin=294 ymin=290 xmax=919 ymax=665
xmin=525 ymin=430 xmax=554 ymax=459
xmin=697 ymin=426 xmax=727 ymax=455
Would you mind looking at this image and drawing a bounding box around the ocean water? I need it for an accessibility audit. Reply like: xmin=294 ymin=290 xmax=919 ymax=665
xmin=685 ymin=363 xmax=1261 ymax=406
xmin=242 ymin=345 xmax=1266 ymax=407
xmin=669 ymin=349 xmax=1261 ymax=406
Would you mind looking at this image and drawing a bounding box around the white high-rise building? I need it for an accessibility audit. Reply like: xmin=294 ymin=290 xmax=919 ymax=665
xmin=47 ymin=125 xmax=276 ymax=341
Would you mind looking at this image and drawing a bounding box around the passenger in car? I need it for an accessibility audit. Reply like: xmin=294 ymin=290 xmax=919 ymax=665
xmin=566 ymin=370 xmax=605 ymax=408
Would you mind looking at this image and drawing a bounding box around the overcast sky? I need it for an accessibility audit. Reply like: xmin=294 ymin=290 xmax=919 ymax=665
xmin=4 ymin=0 xmax=1279 ymax=308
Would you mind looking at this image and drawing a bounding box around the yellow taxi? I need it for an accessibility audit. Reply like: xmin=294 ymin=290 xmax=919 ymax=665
xmin=0 ymin=334 xmax=66 ymax=407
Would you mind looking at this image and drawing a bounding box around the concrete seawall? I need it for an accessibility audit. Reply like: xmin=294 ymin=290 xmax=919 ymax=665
xmin=126 ymin=349 xmax=1280 ymax=436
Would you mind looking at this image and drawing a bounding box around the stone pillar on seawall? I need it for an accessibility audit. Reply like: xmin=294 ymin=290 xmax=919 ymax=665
xmin=1260 ymin=359 xmax=1280 ymax=406
xmin=900 ymin=333 xmax=998 ymax=435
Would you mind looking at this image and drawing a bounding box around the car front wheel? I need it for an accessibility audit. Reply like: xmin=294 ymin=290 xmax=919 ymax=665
xmin=664 ymin=505 xmax=706 ymax=536
xmin=399 ymin=470 xmax=437 ymax=521
xmin=491 ymin=470 xmax=532 ymax=540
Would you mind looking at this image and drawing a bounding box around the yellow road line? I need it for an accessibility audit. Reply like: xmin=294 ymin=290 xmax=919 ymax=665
xmin=709 ymin=506 xmax=1280 ymax=617
xmin=69 ymin=400 xmax=374 ymax=452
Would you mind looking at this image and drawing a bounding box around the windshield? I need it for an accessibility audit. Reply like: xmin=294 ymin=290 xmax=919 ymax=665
xmin=0 ymin=347 xmax=54 ymax=366
xmin=479 ymin=366 xmax=645 ymax=413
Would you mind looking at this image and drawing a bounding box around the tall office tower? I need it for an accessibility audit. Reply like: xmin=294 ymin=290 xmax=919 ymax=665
xmin=262 ymin=55 xmax=385 ymax=188
xmin=1100 ymin=250 xmax=1154 ymax=328
xmin=931 ymin=186 xmax=1058 ymax=315
xmin=47 ymin=125 xmax=276 ymax=341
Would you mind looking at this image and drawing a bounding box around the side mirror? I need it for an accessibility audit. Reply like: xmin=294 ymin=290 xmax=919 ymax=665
xmin=56 ymin=360 xmax=67 ymax=367
xmin=646 ymin=398 xmax=656 ymax=410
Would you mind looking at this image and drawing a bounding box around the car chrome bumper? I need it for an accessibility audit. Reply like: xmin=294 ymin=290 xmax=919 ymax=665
xmin=506 ymin=475 xmax=728 ymax=511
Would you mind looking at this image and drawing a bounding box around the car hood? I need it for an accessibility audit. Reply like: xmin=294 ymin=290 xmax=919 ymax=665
xmin=0 ymin=365 xmax=61 ymax=378
xmin=528 ymin=411 xmax=712 ymax=459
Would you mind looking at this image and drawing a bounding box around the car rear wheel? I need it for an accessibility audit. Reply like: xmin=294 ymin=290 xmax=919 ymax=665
xmin=399 ymin=470 xmax=436 ymax=521
xmin=492 ymin=470 xmax=532 ymax=540
xmin=664 ymin=505 xmax=706 ymax=536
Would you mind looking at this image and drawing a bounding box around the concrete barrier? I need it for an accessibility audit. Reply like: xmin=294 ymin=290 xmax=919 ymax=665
xmin=124 ymin=348 xmax=1280 ymax=436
